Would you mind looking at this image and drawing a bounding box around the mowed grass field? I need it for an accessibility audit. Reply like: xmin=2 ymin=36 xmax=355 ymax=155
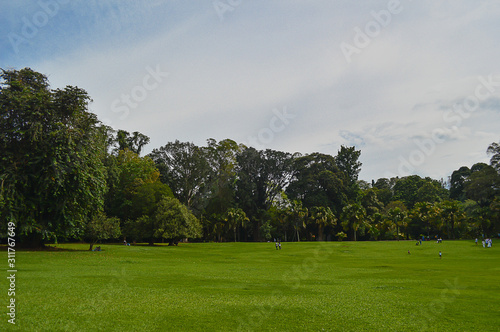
xmin=2 ymin=240 xmax=499 ymax=331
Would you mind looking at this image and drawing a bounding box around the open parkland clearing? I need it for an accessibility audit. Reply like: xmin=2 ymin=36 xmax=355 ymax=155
xmin=1 ymin=240 xmax=499 ymax=331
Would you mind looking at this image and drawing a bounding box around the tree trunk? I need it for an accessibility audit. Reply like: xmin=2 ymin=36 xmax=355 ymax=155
xmin=318 ymin=225 xmax=324 ymax=241
xmin=89 ymin=243 xmax=94 ymax=251
xmin=254 ymin=221 xmax=260 ymax=242
xmin=451 ymin=220 xmax=455 ymax=240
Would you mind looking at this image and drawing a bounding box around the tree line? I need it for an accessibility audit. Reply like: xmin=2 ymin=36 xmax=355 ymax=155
xmin=1 ymin=68 xmax=499 ymax=247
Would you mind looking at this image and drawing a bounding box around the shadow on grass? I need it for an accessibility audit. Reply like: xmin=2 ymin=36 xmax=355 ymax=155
xmin=106 ymin=242 xmax=186 ymax=247
xmin=0 ymin=241 xmax=194 ymax=252
xmin=0 ymin=244 xmax=88 ymax=252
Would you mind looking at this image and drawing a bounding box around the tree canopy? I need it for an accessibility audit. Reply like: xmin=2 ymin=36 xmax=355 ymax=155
xmin=0 ymin=68 xmax=108 ymax=246
xmin=2 ymin=67 xmax=499 ymax=246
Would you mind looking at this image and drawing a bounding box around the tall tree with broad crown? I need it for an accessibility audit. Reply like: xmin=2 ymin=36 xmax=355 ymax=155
xmin=0 ymin=68 xmax=108 ymax=247
xmin=148 ymin=140 xmax=211 ymax=211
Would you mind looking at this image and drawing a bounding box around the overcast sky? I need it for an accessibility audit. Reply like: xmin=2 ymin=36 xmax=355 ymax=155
xmin=2 ymin=0 xmax=499 ymax=182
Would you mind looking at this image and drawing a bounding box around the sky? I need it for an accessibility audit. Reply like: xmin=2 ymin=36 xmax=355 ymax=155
xmin=1 ymin=0 xmax=499 ymax=182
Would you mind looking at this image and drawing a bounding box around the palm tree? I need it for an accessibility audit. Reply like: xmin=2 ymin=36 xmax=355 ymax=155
xmin=387 ymin=207 xmax=406 ymax=241
xmin=224 ymin=208 xmax=249 ymax=242
xmin=341 ymin=203 xmax=367 ymax=241
xmin=438 ymin=200 xmax=466 ymax=239
xmin=309 ymin=206 xmax=337 ymax=241
xmin=287 ymin=200 xmax=308 ymax=242
xmin=487 ymin=142 xmax=500 ymax=172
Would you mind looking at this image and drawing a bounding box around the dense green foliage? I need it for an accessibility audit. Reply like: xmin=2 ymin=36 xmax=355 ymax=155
xmin=0 ymin=68 xmax=108 ymax=246
xmin=1 ymin=68 xmax=499 ymax=247
xmin=85 ymin=212 xmax=121 ymax=251
xmin=4 ymin=241 xmax=499 ymax=331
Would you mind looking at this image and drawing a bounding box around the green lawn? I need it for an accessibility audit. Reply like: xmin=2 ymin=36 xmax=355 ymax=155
xmin=2 ymin=240 xmax=499 ymax=331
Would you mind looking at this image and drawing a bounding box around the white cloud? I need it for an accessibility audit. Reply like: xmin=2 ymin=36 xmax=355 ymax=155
xmin=2 ymin=0 xmax=499 ymax=182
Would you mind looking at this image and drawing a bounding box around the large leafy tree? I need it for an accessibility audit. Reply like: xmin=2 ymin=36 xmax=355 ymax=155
xmin=130 ymin=182 xmax=173 ymax=221
xmin=392 ymin=175 xmax=447 ymax=209
xmin=287 ymin=153 xmax=348 ymax=215
xmin=416 ymin=181 xmax=446 ymax=204
xmin=465 ymin=164 xmax=500 ymax=207
xmin=0 ymin=68 xmax=108 ymax=246
xmin=335 ymin=145 xmax=362 ymax=184
xmin=372 ymin=178 xmax=394 ymax=206
xmin=360 ymin=188 xmax=384 ymax=216
xmin=112 ymin=130 xmax=150 ymax=156
xmin=131 ymin=196 xmax=201 ymax=246
xmin=464 ymin=163 xmax=500 ymax=236
xmin=449 ymin=166 xmax=472 ymax=201
xmin=148 ymin=140 xmax=211 ymax=211
xmin=203 ymin=139 xmax=243 ymax=217
xmin=335 ymin=145 xmax=362 ymax=201
xmin=235 ymin=147 xmax=296 ymax=240
xmin=105 ymin=149 xmax=162 ymax=221
xmin=85 ymin=212 xmax=121 ymax=251
xmin=154 ymin=196 xmax=202 ymax=245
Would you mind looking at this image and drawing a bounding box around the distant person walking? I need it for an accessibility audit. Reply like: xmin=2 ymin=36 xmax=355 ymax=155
xmin=278 ymin=242 xmax=282 ymax=250
xmin=482 ymin=240 xmax=486 ymax=248
xmin=475 ymin=238 xmax=478 ymax=245
xmin=439 ymin=251 xmax=442 ymax=259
